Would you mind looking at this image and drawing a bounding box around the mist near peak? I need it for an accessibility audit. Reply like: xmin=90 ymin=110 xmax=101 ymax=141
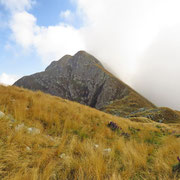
xmin=75 ymin=0 xmax=180 ymax=110
xmin=133 ymin=26 xmax=180 ymax=110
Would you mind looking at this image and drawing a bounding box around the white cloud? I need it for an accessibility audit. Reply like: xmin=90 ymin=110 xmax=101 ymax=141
xmin=0 ymin=73 xmax=20 ymax=85
xmin=134 ymin=25 xmax=180 ymax=110
xmin=10 ymin=11 xmax=85 ymax=64
xmin=0 ymin=0 xmax=34 ymax=12
xmin=76 ymin=0 xmax=180 ymax=80
xmin=33 ymin=24 xmax=85 ymax=63
xmin=60 ymin=10 xmax=73 ymax=21
xmin=10 ymin=11 xmax=37 ymax=48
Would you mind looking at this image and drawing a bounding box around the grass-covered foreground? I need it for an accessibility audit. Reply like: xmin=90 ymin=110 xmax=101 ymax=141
xmin=0 ymin=85 xmax=180 ymax=179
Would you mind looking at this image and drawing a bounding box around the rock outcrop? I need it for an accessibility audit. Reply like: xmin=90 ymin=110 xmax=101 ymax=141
xmin=14 ymin=51 xmax=155 ymax=110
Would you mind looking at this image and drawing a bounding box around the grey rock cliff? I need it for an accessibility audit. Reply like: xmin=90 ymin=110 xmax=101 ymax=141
xmin=14 ymin=51 xmax=153 ymax=110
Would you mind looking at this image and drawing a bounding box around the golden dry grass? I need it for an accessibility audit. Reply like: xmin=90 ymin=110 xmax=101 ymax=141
xmin=0 ymin=85 xmax=180 ymax=179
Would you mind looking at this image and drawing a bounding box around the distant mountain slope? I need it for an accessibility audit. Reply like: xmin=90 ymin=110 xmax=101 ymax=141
xmin=14 ymin=51 xmax=155 ymax=111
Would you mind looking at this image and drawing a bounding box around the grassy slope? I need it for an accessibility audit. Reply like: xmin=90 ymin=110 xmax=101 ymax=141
xmin=0 ymin=85 xmax=180 ymax=179
xmin=102 ymin=91 xmax=156 ymax=116
xmin=130 ymin=107 xmax=180 ymax=123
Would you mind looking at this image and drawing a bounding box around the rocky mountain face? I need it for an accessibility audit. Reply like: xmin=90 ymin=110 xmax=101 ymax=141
xmin=14 ymin=51 xmax=155 ymax=113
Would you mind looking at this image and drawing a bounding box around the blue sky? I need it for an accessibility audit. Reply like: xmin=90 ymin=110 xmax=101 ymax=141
xmin=29 ymin=0 xmax=82 ymax=27
xmin=0 ymin=0 xmax=180 ymax=109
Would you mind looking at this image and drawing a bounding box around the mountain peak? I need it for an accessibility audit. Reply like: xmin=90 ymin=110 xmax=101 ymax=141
xmin=75 ymin=50 xmax=88 ymax=55
xmin=45 ymin=55 xmax=72 ymax=71
xmin=14 ymin=51 xmax=154 ymax=111
xmin=73 ymin=50 xmax=103 ymax=67
xmin=45 ymin=51 xmax=103 ymax=72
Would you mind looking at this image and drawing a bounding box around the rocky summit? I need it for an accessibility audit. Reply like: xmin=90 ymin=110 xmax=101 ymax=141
xmin=14 ymin=51 xmax=155 ymax=111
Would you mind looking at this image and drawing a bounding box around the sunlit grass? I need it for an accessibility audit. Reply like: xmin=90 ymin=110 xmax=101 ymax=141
xmin=0 ymin=85 xmax=180 ymax=179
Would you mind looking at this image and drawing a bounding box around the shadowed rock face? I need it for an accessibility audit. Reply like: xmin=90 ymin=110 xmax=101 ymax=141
xmin=14 ymin=51 xmax=154 ymax=110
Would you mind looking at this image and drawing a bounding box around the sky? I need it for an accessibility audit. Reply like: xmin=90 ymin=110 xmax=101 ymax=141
xmin=0 ymin=0 xmax=180 ymax=110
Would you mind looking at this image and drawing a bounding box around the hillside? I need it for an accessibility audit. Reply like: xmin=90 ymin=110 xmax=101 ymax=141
xmin=14 ymin=51 xmax=155 ymax=111
xmin=0 ymin=85 xmax=180 ymax=179
xmin=103 ymin=94 xmax=180 ymax=123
